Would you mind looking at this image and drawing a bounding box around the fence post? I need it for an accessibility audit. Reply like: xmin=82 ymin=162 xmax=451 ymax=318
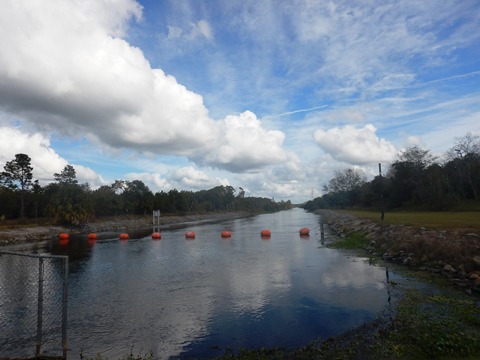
xmin=1 ymin=251 xmax=68 ymax=358
xmin=36 ymin=257 xmax=44 ymax=357
xmin=62 ymin=257 xmax=69 ymax=358
xmin=379 ymin=163 xmax=385 ymax=221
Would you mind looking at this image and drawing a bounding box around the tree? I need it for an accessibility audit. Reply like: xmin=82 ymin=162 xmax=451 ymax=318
xmin=31 ymin=179 xmax=44 ymax=220
xmin=46 ymin=165 xmax=93 ymax=225
xmin=445 ymin=133 xmax=480 ymax=201
xmin=237 ymin=187 xmax=245 ymax=199
xmin=397 ymin=145 xmax=436 ymax=168
xmin=0 ymin=153 xmax=33 ymax=218
xmin=54 ymin=165 xmax=78 ymax=184
xmin=323 ymin=168 xmax=367 ymax=194
xmin=93 ymin=185 xmax=122 ymax=216
xmin=122 ymin=180 xmax=154 ymax=215
xmin=316 ymin=168 xmax=368 ymax=209
xmin=388 ymin=146 xmax=437 ymax=207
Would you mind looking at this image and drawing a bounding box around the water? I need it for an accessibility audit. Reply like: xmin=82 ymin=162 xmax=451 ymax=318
xmin=1 ymin=208 xmax=398 ymax=358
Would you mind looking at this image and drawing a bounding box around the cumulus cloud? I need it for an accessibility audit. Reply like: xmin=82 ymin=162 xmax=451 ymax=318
xmin=200 ymin=111 xmax=288 ymax=172
xmin=0 ymin=127 xmax=103 ymax=186
xmin=125 ymin=172 xmax=172 ymax=191
xmin=0 ymin=127 xmax=63 ymax=180
xmin=170 ymin=166 xmax=228 ymax=189
xmin=2 ymin=0 xmax=478 ymax=204
xmin=0 ymin=0 xmax=216 ymax=154
xmin=0 ymin=0 xmax=283 ymax=173
xmin=314 ymin=124 xmax=397 ymax=165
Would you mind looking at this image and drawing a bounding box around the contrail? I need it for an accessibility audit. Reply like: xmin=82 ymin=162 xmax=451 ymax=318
xmin=268 ymin=105 xmax=328 ymax=118
xmin=410 ymin=70 xmax=480 ymax=89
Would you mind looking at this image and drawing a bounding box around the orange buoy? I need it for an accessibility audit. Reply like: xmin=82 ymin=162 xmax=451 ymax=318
xmin=260 ymin=229 xmax=271 ymax=237
xmin=87 ymin=238 xmax=97 ymax=246
xmin=185 ymin=231 xmax=196 ymax=239
xmin=221 ymin=231 xmax=232 ymax=238
xmin=87 ymin=233 xmax=97 ymax=240
xmin=59 ymin=233 xmax=69 ymax=240
xmin=152 ymin=232 xmax=162 ymax=239
xmin=59 ymin=238 xmax=69 ymax=246
xmin=299 ymin=227 xmax=310 ymax=236
xmin=119 ymin=233 xmax=129 ymax=240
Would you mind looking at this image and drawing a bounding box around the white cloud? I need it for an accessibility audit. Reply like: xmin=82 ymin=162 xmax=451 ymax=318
xmin=170 ymin=166 xmax=228 ymax=189
xmin=73 ymin=164 xmax=106 ymax=188
xmin=201 ymin=111 xmax=288 ymax=172
xmin=0 ymin=127 xmax=63 ymax=180
xmin=168 ymin=20 xmax=213 ymax=41
xmin=314 ymin=124 xmax=397 ymax=165
xmin=1 ymin=0 xmax=479 ymax=204
xmin=0 ymin=126 xmax=102 ymax=185
xmin=0 ymin=0 xmax=288 ymax=174
xmin=125 ymin=166 xmax=229 ymax=193
xmin=289 ymin=1 xmax=478 ymax=97
xmin=125 ymin=172 xmax=172 ymax=191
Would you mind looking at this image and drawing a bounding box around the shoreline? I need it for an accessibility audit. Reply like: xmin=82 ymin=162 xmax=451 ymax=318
xmin=0 ymin=212 xmax=250 ymax=246
xmin=317 ymin=209 xmax=480 ymax=294
xmin=2 ymin=209 xmax=479 ymax=358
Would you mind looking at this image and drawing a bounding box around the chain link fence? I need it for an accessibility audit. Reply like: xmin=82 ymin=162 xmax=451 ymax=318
xmin=0 ymin=251 xmax=68 ymax=359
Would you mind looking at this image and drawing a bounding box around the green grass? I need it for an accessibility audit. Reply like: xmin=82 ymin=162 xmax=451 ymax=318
xmin=338 ymin=210 xmax=480 ymax=230
xmin=327 ymin=231 xmax=369 ymax=249
xmin=380 ymin=289 xmax=480 ymax=359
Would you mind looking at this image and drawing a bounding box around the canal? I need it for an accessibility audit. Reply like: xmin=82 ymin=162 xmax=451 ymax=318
xmin=1 ymin=208 xmax=401 ymax=358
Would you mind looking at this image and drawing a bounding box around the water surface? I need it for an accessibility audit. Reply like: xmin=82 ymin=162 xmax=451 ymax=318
xmin=1 ymin=208 xmax=398 ymax=358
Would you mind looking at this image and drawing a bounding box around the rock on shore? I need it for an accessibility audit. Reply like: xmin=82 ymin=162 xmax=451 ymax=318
xmin=318 ymin=209 xmax=480 ymax=293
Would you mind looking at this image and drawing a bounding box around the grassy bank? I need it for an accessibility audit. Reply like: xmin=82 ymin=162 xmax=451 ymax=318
xmin=339 ymin=210 xmax=480 ymax=230
xmin=311 ymin=216 xmax=480 ymax=360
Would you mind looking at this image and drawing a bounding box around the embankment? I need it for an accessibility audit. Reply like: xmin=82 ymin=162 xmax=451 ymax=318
xmin=0 ymin=212 xmax=249 ymax=246
xmin=318 ymin=209 xmax=480 ymax=293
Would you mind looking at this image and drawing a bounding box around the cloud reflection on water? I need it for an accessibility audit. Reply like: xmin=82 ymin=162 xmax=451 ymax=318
xmin=2 ymin=209 xmax=393 ymax=359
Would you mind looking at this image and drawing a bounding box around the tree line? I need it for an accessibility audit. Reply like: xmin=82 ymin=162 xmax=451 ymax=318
xmin=303 ymin=133 xmax=480 ymax=212
xmin=0 ymin=156 xmax=292 ymax=225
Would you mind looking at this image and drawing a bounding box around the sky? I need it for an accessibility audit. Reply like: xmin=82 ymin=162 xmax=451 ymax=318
xmin=0 ymin=0 xmax=479 ymax=203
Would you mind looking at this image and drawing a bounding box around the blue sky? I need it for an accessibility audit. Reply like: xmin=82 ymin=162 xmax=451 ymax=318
xmin=1 ymin=0 xmax=479 ymax=203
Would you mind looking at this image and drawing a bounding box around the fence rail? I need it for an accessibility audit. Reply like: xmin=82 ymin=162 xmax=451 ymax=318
xmin=0 ymin=251 xmax=68 ymax=359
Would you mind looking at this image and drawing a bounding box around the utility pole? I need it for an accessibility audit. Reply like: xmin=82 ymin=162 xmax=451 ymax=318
xmin=379 ymin=163 xmax=384 ymax=221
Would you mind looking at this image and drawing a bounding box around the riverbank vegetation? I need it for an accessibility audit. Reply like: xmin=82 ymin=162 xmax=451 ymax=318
xmin=0 ymin=156 xmax=291 ymax=227
xmin=323 ymin=232 xmax=480 ymax=359
xmin=303 ymin=133 xmax=480 ymax=213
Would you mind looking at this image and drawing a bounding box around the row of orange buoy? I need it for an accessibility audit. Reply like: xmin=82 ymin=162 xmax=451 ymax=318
xmin=58 ymin=227 xmax=311 ymax=243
